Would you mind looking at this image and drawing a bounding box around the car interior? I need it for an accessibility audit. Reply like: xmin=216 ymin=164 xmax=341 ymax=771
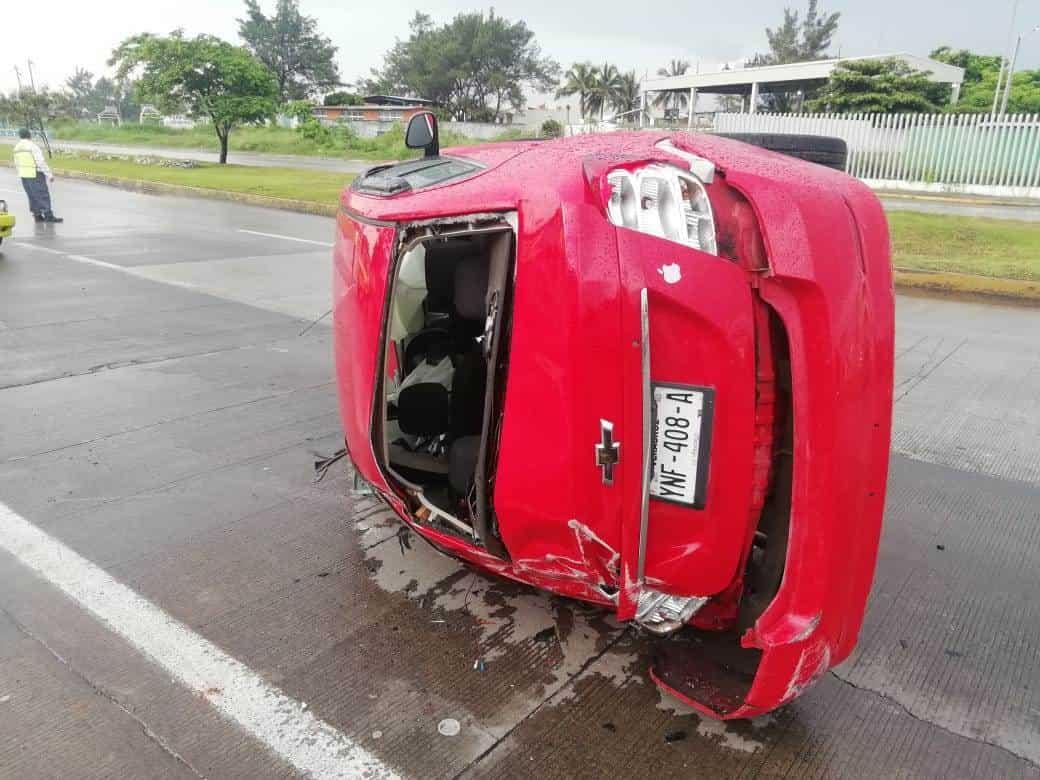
xmin=379 ymin=225 xmax=513 ymax=541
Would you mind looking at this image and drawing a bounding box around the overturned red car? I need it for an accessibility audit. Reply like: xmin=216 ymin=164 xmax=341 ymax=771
xmin=333 ymin=113 xmax=894 ymax=719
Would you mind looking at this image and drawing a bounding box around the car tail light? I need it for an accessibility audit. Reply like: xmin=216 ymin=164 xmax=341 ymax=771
xmin=606 ymin=164 xmax=718 ymax=255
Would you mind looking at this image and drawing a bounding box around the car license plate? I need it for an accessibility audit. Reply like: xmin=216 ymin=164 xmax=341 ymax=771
xmin=650 ymin=383 xmax=714 ymax=508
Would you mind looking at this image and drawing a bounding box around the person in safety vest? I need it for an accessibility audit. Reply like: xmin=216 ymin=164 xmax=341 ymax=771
xmin=12 ymin=129 xmax=63 ymax=223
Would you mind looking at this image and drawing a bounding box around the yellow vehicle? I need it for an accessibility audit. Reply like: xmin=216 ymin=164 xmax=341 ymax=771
xmin=0 ymin=200 xmax=14 ymax=245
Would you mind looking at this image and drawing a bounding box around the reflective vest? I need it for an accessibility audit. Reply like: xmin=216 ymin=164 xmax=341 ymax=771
xmin=12 ymin=140 xmax=37 ymax=178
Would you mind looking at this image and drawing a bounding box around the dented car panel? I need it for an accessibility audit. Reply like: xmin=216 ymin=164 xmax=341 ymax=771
xmin=332 ymin=129 xmax=894 ymax=718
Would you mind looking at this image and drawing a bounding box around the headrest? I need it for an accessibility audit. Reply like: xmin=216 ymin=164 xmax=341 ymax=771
xmin=454 ymin=257 xmax=489 ymax=321
xmin=424 ymin=239 xmax=472 ymax=303
xmin=397 ymin=383 xmax=450 ymax=436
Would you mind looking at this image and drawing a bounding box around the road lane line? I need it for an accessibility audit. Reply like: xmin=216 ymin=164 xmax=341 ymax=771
xmin=64 ymin=253 xmax=127 ymax=272
xmin=238 ymin=229 xmax=334 ymax=247
xmin=10 ymin=242 xmax=67 ymax=255
xmin=15 ymin=243 xmax=138 ymax=272
xmin=0 ymin=499 xmax=399 ymax=780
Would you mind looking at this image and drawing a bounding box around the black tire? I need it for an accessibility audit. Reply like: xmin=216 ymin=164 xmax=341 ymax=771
xmin=715 ymin=132 xmax=847 ymax=171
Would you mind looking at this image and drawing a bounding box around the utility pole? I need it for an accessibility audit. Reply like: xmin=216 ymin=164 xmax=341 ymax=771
xmin=24 ymin=59 xmax=52 ymax=156
xmin=1000 ymin=26 xmax=1040 ymax=116
xmin=999 ymin=36 xmax=1022 ymax=115
xmin=993 ymin=0 xmax=1020 ymax=115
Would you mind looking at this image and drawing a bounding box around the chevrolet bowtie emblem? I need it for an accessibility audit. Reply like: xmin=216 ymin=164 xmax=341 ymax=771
xmin=595 ymin=419 xmax=620 ymax=485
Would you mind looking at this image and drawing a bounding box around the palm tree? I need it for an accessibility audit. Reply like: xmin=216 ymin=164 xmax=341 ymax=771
xmin=591 ymin=63 xmax=623 ymax=121
xmin=653 ymin=59 xmax=690 ymax=116
xmin=556 ymin=62 xmax=598 ymax=122
xmin=612 ymin=71 xmax=641 ymax=120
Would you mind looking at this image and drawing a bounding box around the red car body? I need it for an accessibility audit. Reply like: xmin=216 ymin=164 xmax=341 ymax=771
xmin=333 ymin=130 xmax=894 ymax=718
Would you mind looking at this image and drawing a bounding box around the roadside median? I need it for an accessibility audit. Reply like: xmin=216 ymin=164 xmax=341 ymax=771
xmin=887 ymin=211 xmax=1040 ymax=303
xmin=0 ymin=146 xmax=347 ymax=218
xmin=4 ymin=147 xmax=1039 ymax=304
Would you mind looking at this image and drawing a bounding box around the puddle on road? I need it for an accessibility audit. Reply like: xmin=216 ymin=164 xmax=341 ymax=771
xmin=348 ymin=500 xmax=772 ymax=752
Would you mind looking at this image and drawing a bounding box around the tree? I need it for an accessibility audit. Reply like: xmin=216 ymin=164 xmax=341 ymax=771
xmin=65 ymin=67 xmax=95 ymax=116
xmin=110 ymin=32 xmax=278 ymax=163
xmin=369 ymin=10 xmax=559 ymax=122
xmin=591 ymin=63 xmax=622 ymax=120
xmin=613 ymin=71 xmax=641 ymax=118
xmin=323 ymin=91 xmax=362 ymax=106
xmin=929 ymin=46 xmax=1040 ymax=113
xmin=748 ymin=0 xmax=840 ymax=111
xmin=1 ymin=88 xmax=75 ymax=124
xmin=807 ymin=58 xmax=943 ymax=113
xmin=930 ymin=47 xmax=1002 ymax=86
xmin=956 ymin=69 xmax=1040 ymax=114
xmin=653 ymin=59 xmax=689 ymax=115
xmin=61 ymin=68 xmax=138 ymax=119
xmin=556 ymin=62 xmax=599 ymax=121
xmin=238 ymin=0 xmax=340 ymax=103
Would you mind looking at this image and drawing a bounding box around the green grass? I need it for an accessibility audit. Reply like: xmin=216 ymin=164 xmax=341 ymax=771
xmin=0 ymin=146 xmax=353 ymax=204
xmin=888 ymin=212 xmax=1040 ymax=282
xmin=46 ymin=121 xmax=501 ymax=161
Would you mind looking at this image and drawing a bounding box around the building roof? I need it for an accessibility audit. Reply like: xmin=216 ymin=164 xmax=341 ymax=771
xmin=316 ymin=104 xmax=425 ymax=113
xmin=642 ymin=54 xmax=966 ymax=95
xmin=363 ymin=95 xmax=437 ymax=107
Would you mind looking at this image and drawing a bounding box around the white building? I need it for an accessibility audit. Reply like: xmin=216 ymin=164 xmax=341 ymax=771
xmin=640 ymin=54 xmax=966 ymax=122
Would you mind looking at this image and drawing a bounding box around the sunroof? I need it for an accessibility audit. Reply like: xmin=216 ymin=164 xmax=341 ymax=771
xmin=354 ymin=157 xmax=481 ymax=196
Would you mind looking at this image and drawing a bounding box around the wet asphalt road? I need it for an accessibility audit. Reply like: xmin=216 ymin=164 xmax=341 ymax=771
xmin=0 ymin=178 xmax=1038 ymax=778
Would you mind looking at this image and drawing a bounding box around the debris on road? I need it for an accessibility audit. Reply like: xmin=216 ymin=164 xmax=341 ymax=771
xmin=533 ymin=626 xmax=557 ymax=645
xmin=312 ymin=448 xmax=348 ymax=483
xmin=437 ymin=718 xmax=461 ymax=737
xmin=397 ymin=526 xmax=412 ymax=555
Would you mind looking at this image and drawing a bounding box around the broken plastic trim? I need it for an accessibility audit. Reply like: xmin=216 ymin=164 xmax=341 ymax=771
xmin=635 ymin=589 xmax=710 ymax=635
xmin=655 ymin=139 xmax=716 ymax=183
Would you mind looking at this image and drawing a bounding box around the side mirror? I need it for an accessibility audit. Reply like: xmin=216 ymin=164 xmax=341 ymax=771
xmin=405 ymin=111 xmax=439 ymax=158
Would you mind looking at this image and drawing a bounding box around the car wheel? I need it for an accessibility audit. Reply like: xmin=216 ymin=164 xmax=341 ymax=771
xmin=715 ymin=132 xmax=847 ymax=171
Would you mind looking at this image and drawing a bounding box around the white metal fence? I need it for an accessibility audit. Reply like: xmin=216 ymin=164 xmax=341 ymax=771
xmin=714 ymin=112 xmax=1040 ymax=198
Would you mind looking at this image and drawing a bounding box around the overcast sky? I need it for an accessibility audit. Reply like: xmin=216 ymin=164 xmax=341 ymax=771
xmin=4 ymin=0 xmax=1037 ymax=99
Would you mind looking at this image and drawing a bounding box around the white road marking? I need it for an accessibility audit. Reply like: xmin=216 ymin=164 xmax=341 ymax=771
xmin=64 ymin=253 xmax=125 ymax=272
xmin=11 ymin=242 xmax=66 ymax=256
xmin=15 ymin=242 xmax=146 ymax=274
xmin=0 ymin=500 xmax=399 ymax=780
xmin=238 ymin=229 xmax=333 ymax=247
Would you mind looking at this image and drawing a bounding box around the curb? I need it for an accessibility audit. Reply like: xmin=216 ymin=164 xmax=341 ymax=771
xmin=51 ymin=168 xmax=339 ymax=218
xmin=894 ymin=268 xmax=1040 ymax=305
xmin=876 ymin=191 xmax=1040 ymax=209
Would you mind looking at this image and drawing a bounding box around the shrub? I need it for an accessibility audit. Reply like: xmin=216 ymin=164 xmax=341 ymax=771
xmin=540 ymin=119 xmax=563 ymax=138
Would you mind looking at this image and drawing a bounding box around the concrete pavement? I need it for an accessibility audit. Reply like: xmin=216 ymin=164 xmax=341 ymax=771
xmin=1 ymin=179 xmax=1038 ymax=778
